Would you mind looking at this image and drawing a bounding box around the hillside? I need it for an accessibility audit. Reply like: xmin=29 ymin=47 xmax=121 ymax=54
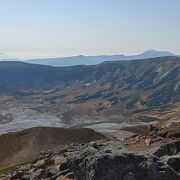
xmin=0 ymin=56 xmax=179 ymax=97
xmin=0 ymin=123 xmax=179 ymax=179
xmin=0 ymin=127 xmax=104 ymax=171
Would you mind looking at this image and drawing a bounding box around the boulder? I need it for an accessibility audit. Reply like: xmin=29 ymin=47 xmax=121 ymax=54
xmin=167 ymin=157 xmax=180 ymax=174
xmin=153 ymin=141 xmax=180 ymax=157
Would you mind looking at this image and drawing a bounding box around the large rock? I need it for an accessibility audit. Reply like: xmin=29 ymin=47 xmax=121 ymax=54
xmin=153 ymin=140 xmax=180 ymax=176
xmin=67 ymin=141 xmax=180 ymax=180
xmin=153 ymin=141 xmax=180 ymax=158
xmin=167 ymin=157 xmax=180 ymax=174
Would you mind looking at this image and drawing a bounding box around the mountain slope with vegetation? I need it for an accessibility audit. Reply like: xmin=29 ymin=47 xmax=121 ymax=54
xmin=0 ymin=57 xmax=180 ymax=112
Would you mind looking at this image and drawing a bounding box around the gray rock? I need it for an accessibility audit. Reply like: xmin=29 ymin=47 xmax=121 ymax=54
xmin=153 ymin=141 xmax=180 ymax=157
xmin=59 ymin=162 xmax=68 ymax=171
xmin=21 ymin=174 xmax=31 ymax=180
xmin=105 ymin=149 xmax=112 ymax=153
xmin=10 ymin=171 xmax=23 ymax=180
xmin=124 ymin=172 xmax=136 ymax=180
xmin=167 ymin=157 xmax=180 ymax=174
xmin=67 ymin=141 xmax=180 ymax=180
xmin=89 ymin=142 xmax=99 ymax=149
xmin=33 ymin=159 xmax=45 ymax=168
xmin=65 ymin=172 xmax=74 ymax=179
xmin=59 ymin=169 xmax=71 ymax=176
xmin=145 ymin=138 xmax=152 ymax=146
xmin=30 ymin=169 xmax=44 ymax=180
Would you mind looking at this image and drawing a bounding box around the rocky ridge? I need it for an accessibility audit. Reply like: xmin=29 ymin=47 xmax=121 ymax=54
xmin=1 ymin=137 xmax=180 ymax=180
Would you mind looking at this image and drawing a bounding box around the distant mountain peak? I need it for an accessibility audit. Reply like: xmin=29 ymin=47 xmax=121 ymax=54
xmin=142 ymin=50 xmax=174 ymax=56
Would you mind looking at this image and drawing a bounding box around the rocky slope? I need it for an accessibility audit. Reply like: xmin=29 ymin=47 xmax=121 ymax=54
xmin=0 ymin=121 xmax=179 ymax=180
xmin=0 ymin=139 xmax=179 ymax=180
xmin=0 ymin=127 xmax=104 ymax=172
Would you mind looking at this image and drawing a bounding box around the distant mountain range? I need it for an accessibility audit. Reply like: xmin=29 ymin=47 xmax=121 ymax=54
xmin=23 ymin=50 xmax=175 ymax=67
xmin=0 ymin=56 xmax=179 ymax=109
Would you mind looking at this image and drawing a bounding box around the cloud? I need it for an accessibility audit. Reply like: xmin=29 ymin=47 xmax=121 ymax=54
xmin=0 ymin=52 xmax=14 ymax=60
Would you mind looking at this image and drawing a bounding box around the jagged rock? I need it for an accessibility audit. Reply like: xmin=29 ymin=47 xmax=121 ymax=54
xmin=21 ymin=174 xmax=31 ymax=180
xmin=166 ymin=129 xmax=180 ymax=138
xmin=59 ymin=169 xmax=71 ymax=176
xmin=105 ymin=149 xmax=112 ymax=153
xmin=10 ymin=171 xmax=23 ymax=180
xmin=123 ymin=172 xmax=136 ymax=180
xmin=51 ymin=155 xmax=67 ymax=165
xmin=153 ymin=141 xmax=180 ymax=158
xmin=145 ymin=138 xmax=152 ymax=146
xmin=33 ymin=159 xmax=45 ymax=168
xmin=66 ymin=141 xmax=180 ymax=180
xmin=65 ymin=172 xmax=75 ymax=179
xmin=67 ymin=151 xmax=179 ymax=180
xmin=152 ymin=136 xmax=163 ymax=143
xmin=30 ymin=168 xmax=45 ymax=179
xmin=18 ymin=164 xmax=32 ymax=171
xmin=59 ymin=147 xmax=68 ymax=154
xmin=167 ymin=157 xmax=180 ymax=174
xmin=59 ymin=162 xmax=68 ymax=171
xmin=135 ymin=135 xmax=140 ymax=143
xmin=56 ymin=175 xmax=73 ymax=180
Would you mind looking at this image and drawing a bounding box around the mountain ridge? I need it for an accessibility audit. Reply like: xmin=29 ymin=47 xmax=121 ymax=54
xmin=0 ymin=56 xmax=179 ymax=127
xmin=23 ymin=50 xmax=175 ymax=67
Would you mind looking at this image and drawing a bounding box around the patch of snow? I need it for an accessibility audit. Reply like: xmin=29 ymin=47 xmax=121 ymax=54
xmin=156 ymin=66 xmax=163 ymax=73
xmin=174 ymin=81 xmax=180 ymax=92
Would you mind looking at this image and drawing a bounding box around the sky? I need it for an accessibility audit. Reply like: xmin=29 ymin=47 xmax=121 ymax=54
xmin=0 ymin=0 xmax=179 ymax=59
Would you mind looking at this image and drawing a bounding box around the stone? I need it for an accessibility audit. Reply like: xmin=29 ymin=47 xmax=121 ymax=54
xmin=30 ymin=168 xmax=44 ymax=180
xmin=167 ymin=157 xmax=180 ymax=173
xmin=135 ymin=135 xmax=140 ymax=143
xmin=65 ymin=172 xmax=74 ymax=179
xmin=145 ymin=138 xmax=152 ymax=146
xmin=51 ymin=155 xmax=67 ymax=165
xmin=105 ymin=149 xmax=112 ymax=153
xmin=59 ymin=169 xmax=71 ymax=176
xmin=153 ymin=141 xmax=180 ymax=157
xmin=18 ymin=164 xmax=32 ymax=171
xmin=152 ymin=136 xmax=163 ymax=143
xmin=124 ymin=172 xmax=137 ymax=180
xmin=59 ymin=162 xmax=68 ymax=171
xmin=33 ymin=159 xmax=45 ymax=168
xmin=67 ymin=141 xmax=180 ymax=180
xmin=21 ymin=174 xmax=31 ymax=180
xmin=89 ymin=141 xmax=99 ymax=149
xmin=10 ymin=171 xmax=23 ymax=180
xmin=166 ymin=129 xmax=180 ymax=138
xmin=59 ymin=147 xmax=68 ymax=154
xmin=56 ymin=175 xmax=73 ymax=180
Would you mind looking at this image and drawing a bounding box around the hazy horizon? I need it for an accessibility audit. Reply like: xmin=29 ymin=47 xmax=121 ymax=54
xmin=0 ymin=0 xmax=179 ymax=59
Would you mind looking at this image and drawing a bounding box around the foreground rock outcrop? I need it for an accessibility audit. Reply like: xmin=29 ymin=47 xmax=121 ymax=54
xmin=1 ymin=139 xmax=179 ymax=180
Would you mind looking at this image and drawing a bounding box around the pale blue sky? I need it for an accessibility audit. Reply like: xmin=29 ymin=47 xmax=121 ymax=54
xmin=0 ymin=0 xmax=179 ymax=58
